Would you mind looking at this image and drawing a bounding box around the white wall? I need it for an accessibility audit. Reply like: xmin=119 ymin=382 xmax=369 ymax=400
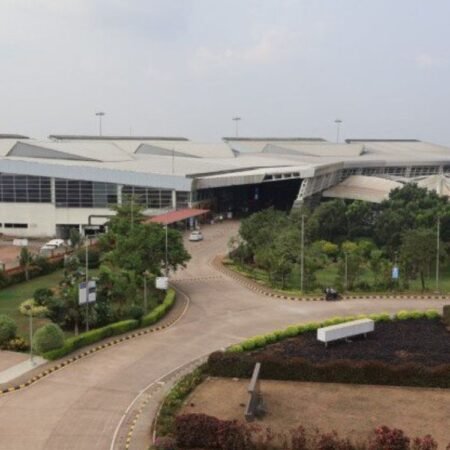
xmin=0 ymin=203 xmax=172 ymax=237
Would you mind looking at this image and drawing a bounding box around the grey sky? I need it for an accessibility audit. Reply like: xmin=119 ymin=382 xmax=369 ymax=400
xmin=1 ymin=0 xmax=450 ymax=144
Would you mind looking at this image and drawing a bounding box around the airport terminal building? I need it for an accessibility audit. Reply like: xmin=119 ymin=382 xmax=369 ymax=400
xmin=1 ymin=134 xmax=450 ymax=237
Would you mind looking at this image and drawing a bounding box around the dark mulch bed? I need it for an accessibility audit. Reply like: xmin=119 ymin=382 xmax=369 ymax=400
xmin=253 ymin=319 xmax=450 ymax=366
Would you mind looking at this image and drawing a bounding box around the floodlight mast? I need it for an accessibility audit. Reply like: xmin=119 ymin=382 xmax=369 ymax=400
xmin=232 ymin=116 xmax=241 ymax=137
xmin=334 ymin=119 xmax=343 ymax=144
xmin=95 ymin=111 xmax=106 ymax=136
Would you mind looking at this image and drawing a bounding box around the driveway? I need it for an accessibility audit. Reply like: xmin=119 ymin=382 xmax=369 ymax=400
xmin=0 ymin=221 xmax=447 ymax=450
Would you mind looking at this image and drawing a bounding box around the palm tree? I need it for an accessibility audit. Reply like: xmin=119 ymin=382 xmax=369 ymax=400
xmin=19 ymin=247 xmax=34 ymax=281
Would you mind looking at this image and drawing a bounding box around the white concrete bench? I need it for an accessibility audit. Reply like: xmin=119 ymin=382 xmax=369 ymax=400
xmin=317 ymin=318 xmax=374 ymax=347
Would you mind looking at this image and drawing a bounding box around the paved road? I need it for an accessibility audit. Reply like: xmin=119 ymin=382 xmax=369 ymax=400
xmin=0 ymin=221 xmax=447 ymax=450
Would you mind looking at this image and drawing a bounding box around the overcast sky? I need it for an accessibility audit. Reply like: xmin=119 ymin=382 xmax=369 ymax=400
xmin=1 ymin=0 xmax=450 ymax=144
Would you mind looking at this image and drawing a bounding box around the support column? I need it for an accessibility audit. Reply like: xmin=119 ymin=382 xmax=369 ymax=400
xmin=117 ymin=185 xmax=123 ymax=205
xmin=172 ymin=190 xmax=177 ymax=210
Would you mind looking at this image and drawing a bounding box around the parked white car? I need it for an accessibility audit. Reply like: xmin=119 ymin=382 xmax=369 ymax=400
xmin=40 ymin=239 xmax=65 ymax=253
xmin=46 ymin=239 xmax=65 ymax=247
xmin=189 ymin=230 xmax=203 ymax=242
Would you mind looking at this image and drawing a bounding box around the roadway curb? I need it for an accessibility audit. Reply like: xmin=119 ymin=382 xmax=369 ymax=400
xmin=0 ymin=291 xmax=189 ymax=397
xmin=213 ymin=255 xmax=450 ymax=303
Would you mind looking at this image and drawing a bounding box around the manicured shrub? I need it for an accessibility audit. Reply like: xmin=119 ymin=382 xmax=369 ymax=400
xmin=33 ymin=287 xmax=54 ymax=306
xmin=369 ymin=313 xmax=392 ymax=322
xmin=32 ymin=323 xmax=65 ymax=354
xmin=442 ymin=305 xmax=450 ymax=325
xmin=153 ymin=436 xmax=177 ymax=450
xmin=0 ymin=314 xmax=17 ymax=346
xmin=175 ymin=414 xmax=221 ymax=449
xmin=411 ymin=435 xmax=438 ymax=450
xmin=313 ymin=430 xmax=358 ymax=450
xmin=228 ymin=344 xmax=244 ymax=353
xmin=368 ymin=426 xmax=410 ymax=450
xmin=424 ymin=309 xmax=440 ymax=320
xmin=19 ymin=299 xmax=48 ymax=317
xmin=206 ymin=351 xmax=450 ymax=388
xmin=217 ymin=420 xmax=251 ymax=450
xmin=395 ymin=310 xmax=420 ymax=320
xmin=2 ymin=336 xmax=28 ymax=352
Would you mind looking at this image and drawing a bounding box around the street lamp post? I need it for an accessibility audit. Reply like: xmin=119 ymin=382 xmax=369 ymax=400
xmin=165 ymin=224 xmax=169 ymax=277
xmin=85 ymin=238 xmax=89 ymax=332
xmin=143 ymin=271 xmax=149 ymax=313
xmin=334 ymin=119 xmax=343 ymax=144
xmin=95 ymin=111 xmax=105 ymax=136
xmin=24 ymin=304 xmax=34 ymax=365
xmin=232 ymin=116 xmax=241 ymax=137
xmin=436 ymin=216 xmax=440 ymax=292
xmin=344 ymin=252 xmax=348 ymax=291
xmin=300 ymin=214 xmax=305 ymax=293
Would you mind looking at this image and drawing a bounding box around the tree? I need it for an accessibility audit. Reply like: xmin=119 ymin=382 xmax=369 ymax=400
xmin=69 ymin=228 xmax=83 ymax=249
xmin=399 ymin=228 xmax=443 ymax=290
xmin=100 ymin=202 xmax=190 ymax=275
xmin=19 ymin=247 xmax=34 ymax=281
xmin=307 ymin=200 xmax=348 ymax=242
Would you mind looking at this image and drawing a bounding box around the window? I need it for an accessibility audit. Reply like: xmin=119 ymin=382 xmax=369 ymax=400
xmin=0 ymin=173 xmax=51 ymax=203
xmin=55 ymin=179 xmax=117 ymax=208
xmin=4 ymin=223 xmax=28 ymax=228
xmin=122 ymin=185 xmax=172 ymax=209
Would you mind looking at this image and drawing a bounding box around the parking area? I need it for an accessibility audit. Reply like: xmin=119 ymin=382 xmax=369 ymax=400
xmin=0 ymin=237 xmax=66 ymax=269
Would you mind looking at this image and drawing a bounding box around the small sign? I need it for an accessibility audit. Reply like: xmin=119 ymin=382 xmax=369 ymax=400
xmin=13 ymin=239 xmax=28 ymax=247
xmin=79 ymin=280 xmax=97 ymax=305
xmin=155 ymin=277 xmax=168 ymax=290
xmin=392 ymin=266 xmax=399 ymax=280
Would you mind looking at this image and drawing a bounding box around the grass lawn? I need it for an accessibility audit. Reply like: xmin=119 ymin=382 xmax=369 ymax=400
xmin=0 ymin=269 xmax=99 ymax=341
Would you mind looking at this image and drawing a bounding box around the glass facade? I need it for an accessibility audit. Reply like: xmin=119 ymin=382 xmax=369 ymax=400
xmin=122 ymin=185 xmax=172 ymax=209
xmin=55 ymin=179 xmax=117 ymax=208
xmin=0 ymin=173 xmax=51 ymax=203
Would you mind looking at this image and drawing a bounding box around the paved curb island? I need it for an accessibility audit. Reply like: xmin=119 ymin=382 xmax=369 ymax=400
xmin=213 ymin=255 xmax=450 ymax=302
xmin=0 ymin=290 xmax=188 ymax=396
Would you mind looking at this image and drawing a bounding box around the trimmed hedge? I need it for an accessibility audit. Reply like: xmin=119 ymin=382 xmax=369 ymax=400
xmin=226 ymin=310 xmax=441 ymax=354
xmin=207 ymin=310 xmax=448 ymax=389
xmin=0 ymin=314 xmax=17 ymax=346
xmin=207 ymin=351 xmax=450 ymax=389
xmin=43 ymin=288 xmax=176 ymax=360
xmin=142 ymin=289 xmax=176 ymax=327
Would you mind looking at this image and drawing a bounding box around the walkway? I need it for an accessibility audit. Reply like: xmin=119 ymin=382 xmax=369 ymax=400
xmin=0 ymin=221 xmax=447 ymax=450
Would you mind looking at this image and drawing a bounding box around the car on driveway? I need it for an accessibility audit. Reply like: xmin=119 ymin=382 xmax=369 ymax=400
xmin=189 ymin=230 xmax=203 ymax=241
xmin=40 ymin=239 xmax=65 ymax=253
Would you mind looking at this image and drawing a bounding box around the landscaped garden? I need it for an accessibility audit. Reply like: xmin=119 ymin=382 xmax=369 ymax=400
xmin=0 ymin=200 xmax=190 ymax=357
xmin=227 ymin=184 xmax=450 ymax=295
xmin=152 ymin=308 xmax=450 ymax=449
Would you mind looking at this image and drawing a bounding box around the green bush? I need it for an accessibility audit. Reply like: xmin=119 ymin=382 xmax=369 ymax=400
xmin=0 ymin=314 xmax=17 ymax=346
xmin=33 ymin=323 xmax=65 ymax=354
xmin=2 ymin=336 xmax=28 ymax=352
xmin=442 ymin=305 xmax=450 ymax=325
xmin=395 ymin=310 xmax=426 ymax=320
xmin=424 ymin=309 xmax=440 ymax=320
xmin=33 ymin=287 xmax=54 ymax=306
xmin=207 ymin=351 xmax=450 ymax=389
xmin=77 ymin=247 xmax=101 ymax=269
xmin=227 ymin=344 xmax=244 ymax=353
xmin=369 ymin=312 xmax=392 ymax=322
xmin=44 ymin=290 xmax=176 ymax=360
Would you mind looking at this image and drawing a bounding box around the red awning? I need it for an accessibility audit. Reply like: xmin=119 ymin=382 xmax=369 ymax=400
xmin=147 ymin=208 xmax=209 ymax=226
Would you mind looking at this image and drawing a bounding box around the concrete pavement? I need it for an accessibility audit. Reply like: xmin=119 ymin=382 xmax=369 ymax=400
xmin=0 ymin=220 xmax=448 ymax=450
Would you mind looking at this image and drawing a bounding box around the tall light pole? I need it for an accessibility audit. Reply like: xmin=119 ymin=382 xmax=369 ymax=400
xmin=85 ymin=237 xmax=89 ymax=332
xmin=143 ymin=271 xmax=149 ymax=313
xmin=344 ymin=252 xmax=348 ymax=291
xmin=334 ymin=119 xmax=342 ymax=144
xmin=232 ymin=116 xmax=241 ymax=137
xmin=300 ymin=214 xmax=305 ymax=293
xmin=95 ymin=111 xmax=105 ymax=136
xmin=436 ymin=216 xmax=440 ymax=292
xmin=24 ymin=304 xmax=34 ymax=365
xmin=165 ymin=224 xmax=169 ymax=277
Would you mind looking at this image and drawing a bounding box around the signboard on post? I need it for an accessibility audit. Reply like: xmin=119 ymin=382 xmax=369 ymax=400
xmin=155 ymin=276 xmax=168 ymax=290
xmin=79 ymin=280 xmax=97 ymax=305
xmin=392 ymin=266 xmax=399 ymax=280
